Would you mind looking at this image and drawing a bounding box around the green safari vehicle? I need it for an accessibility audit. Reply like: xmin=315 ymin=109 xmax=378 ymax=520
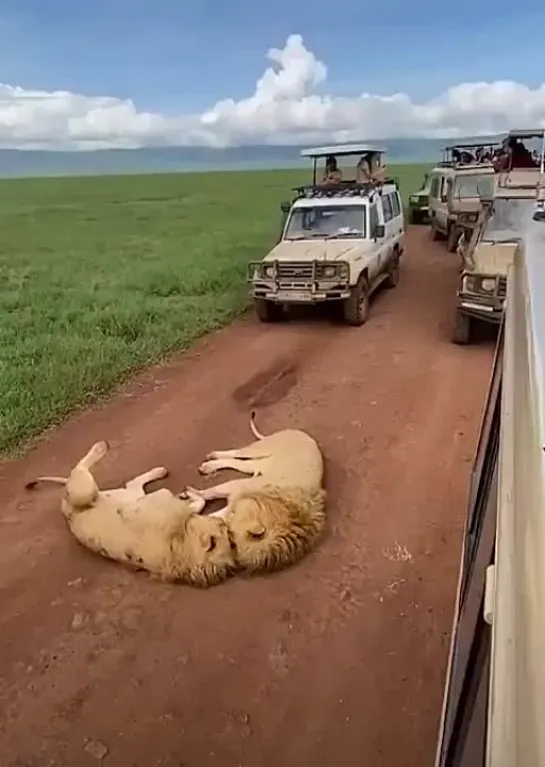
xmin=408 ymin=173 xmax=430 ymax=224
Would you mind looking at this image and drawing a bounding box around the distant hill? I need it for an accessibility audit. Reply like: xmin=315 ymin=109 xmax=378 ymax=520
xmin=0 ymin=136 xmax=505 ymax=179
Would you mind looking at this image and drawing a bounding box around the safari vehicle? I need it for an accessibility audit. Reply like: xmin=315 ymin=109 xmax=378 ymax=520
xmin=435 ymin=232 xmax=545 ymax=766
xmin=247 ymin=144 xmax=404 ymax=326
xmin=451 ymin=129 xmax=545 ymax=345
xmin=408 ymin=172 xmax=430 ymax=224
xmin=428 ymin=142 xmax=498 ymax=251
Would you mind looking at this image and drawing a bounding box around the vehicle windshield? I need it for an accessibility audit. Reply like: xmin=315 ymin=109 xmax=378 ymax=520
xmin=284 ymin=205 xmax=366 ymax=240
xmin=453 ymin=174 xmax=494 ymax=199
xmin=482 ymin=198 xmax=536 ymax=242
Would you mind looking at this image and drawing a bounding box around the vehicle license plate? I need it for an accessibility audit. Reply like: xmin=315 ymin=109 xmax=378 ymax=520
xmin=275 ymin=290 xmax=313 ymax=302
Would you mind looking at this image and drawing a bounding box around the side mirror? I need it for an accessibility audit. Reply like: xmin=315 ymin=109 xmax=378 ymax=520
xmin=374 ymin=224 xmax=385 ymax=239
xmin=280 ymin=201 xmax=291 ymax=213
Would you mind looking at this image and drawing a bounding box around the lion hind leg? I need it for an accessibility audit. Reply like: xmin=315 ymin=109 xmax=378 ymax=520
xmin=125 ymin=467 xmax=169 ymax=494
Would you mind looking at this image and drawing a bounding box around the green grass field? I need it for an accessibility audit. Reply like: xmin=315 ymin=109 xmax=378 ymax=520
xmin=0 ymin=163 xmax=429 ymax=455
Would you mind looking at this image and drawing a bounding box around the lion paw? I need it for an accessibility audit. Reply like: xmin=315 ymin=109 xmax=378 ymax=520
xmin=198 ymin=460 xmax=220 ymax=476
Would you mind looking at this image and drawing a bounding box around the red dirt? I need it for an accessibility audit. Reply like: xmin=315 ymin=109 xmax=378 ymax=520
xmin=0 ymin=227 xmax=494 ymax=767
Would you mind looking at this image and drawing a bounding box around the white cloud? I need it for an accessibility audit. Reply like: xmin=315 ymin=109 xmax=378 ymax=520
xmin=2 ymin=33 xmax=545 ymax=150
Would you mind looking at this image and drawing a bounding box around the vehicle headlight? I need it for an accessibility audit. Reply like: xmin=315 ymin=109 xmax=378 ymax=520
xmin=463 ymin=275 xmax=479 ymax=293
xmin=262 ymin=264 xmax=275 ymax=279
xmin=410 ymin=196 xmax=419 ymax=203
xmin=323 ymin=265 xmax=336 ymax=278
xmin=480 ymin=278 xmax=497 ymax=292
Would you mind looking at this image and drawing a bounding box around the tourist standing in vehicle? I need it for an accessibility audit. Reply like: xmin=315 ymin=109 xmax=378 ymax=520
xmin=323 ymin=156 xmax=343 ymax=184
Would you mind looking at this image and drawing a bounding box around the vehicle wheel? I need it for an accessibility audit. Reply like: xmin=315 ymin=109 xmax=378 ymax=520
xmin=410 ymin=209 xmax=419 ymax=225
xmin=451 ymin=309 xmax=472 ymax=345
xmin=342 ymin=276 xmax=370 ymax=326
xmin=254 ymin=299 xmax=284 ymax=323
xmin=384 ymin=255 xmax=400 ymax=289
xmin=447 ymin=226 xmax=459 ymax=252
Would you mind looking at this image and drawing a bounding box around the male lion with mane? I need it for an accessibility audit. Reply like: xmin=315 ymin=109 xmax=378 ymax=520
xmin=25 ymin=441 xmax=236 ymax=588
xmin=182 ymin=412 xmax=326 ymax=575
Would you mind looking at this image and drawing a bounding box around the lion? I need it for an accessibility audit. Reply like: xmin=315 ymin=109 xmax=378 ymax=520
xmin=25 ymin=441 xmax=236 ymax=588
xmin=182 ymin=412 xmax=326 ymax=574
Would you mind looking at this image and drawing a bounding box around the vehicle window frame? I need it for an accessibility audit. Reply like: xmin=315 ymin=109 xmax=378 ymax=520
xmin=369 ymin=202 xmax=379 ymax=237
xmin=283 ymin=204 xmax=367 ymax=240
xmin=391 ymin=191 xmax=402 ymax=218
xmin=383 ymin=194 xmax=394 ymax=222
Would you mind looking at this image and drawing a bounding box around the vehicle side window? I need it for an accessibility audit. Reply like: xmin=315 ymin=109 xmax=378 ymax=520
xmin=369 ymin=203 xmax=379 ymax=236
xmin=383 ymin=194 xmax=393 ymax=222
xmin=391 ymin=192 xmax=401 ymax=217
xmin=440 ymin=174 xmax=449 ymax=201
xmin=429 ymin=174 xmax=440 ymax=199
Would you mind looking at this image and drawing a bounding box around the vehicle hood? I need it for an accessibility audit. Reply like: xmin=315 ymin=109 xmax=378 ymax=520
xmin=264 ymin=239 xmax=365 ymax=262
xmin=470 ymin=242 xmax=517 ymax=275
xmin=411 ymin=190 xmax=429 ymax=199
xmin=449 ymin=198 xmax=481 ymax=214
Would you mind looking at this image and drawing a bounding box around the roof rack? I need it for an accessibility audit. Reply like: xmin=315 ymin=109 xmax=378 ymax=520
xmin=293 ymin=179 xmax=396 ymax=199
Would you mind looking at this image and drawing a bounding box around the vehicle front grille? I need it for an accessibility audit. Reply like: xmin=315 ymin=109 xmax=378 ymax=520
xmin=498 ymin=276 xmax=507 ymax=298
xmin=276 ymin=262 xmax=314 ymax=282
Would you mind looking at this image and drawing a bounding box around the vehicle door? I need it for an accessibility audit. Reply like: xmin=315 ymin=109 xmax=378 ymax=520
xmin=367 ymin=200 xmax=384 ymax=281
xmin=381 ymin=192 xmax=399 ymax=269
xmin=382 ymin=193 xmax=395 ymax=239
xmin=389 ymin=190 xmax=404 ymax=247
xmin=428 ymin=171 xmax=442 ymax=227
xmin=435 ymin=172 xmax=451 ymax=234
xmin=370 ymin=198 xmax=389 ymax=276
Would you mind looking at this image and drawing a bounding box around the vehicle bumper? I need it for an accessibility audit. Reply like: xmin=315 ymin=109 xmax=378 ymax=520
xmin=248 ymin=259 xmax=351 ymax=303
xmin=458 ymin=297 xmax=505 ymax=324
xmin=250 ymin=285 xmax=350 ymax=303
xmin=410 ymin=204 xmax=429 ymax=215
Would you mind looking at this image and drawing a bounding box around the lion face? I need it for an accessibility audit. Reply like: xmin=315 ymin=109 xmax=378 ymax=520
xmin=177 ymin=514 xmax=237 ymax=587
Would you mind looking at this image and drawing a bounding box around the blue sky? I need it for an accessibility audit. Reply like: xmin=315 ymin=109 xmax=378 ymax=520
xmin=0 ymin=0 xmax=544 ymax=113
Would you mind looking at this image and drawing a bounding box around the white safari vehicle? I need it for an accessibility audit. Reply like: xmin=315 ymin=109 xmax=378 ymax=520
xmin=428 ymin=142 xmax=498 ymax=250
xmin=452 ymin=129 xmax=545 ymax=344
xmin=247 ymin=144 xmax=405 ymax=326
xmin=435 ymin=228 xmax=545 ymax=766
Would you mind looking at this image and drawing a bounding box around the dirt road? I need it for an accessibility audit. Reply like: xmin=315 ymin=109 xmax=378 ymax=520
xmin=0 ymin=228 xmax=494 ymax=767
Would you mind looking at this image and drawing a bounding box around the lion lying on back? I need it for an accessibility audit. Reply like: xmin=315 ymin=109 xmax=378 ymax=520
xmin=25 ymin=441 xmax=236 ymax=588
xmin=182 ymin=412 xmax=326 ymax=574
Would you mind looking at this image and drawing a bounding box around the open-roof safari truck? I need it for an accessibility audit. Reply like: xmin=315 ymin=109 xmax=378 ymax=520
xmin=247 ymin=144 xmax=405 ymax=326
xmin=451 ymin=129 xmax=545 ymax=344
xmin=427 ymin=142 xmax=499 ymax=251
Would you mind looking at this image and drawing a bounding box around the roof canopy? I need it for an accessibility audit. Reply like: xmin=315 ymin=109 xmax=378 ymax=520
xmin=508 ymin=129 xmax=545 ymax=139
xmin=301 ymin=143 xmax=386 ymax=159
xmin=444 ymin=141 xmax=500 ymax=150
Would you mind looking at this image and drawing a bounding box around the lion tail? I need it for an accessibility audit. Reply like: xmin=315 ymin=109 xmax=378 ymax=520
xmin=25 ymin=476 xmax=68 ymax=491
xmin=249 ymin=410 xmax=266 ymax=441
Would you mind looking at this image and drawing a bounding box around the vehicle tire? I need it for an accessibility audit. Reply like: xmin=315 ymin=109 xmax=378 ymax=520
xmin=410 ymin=209 xmax=419 ymax=225
xmin=451 ymin=309 xmax=472 ymax=345
xmin=254 ymin=299 xmax=284 ymax=323
xmin=342 ymin=275 xmax=370 ymax=326
xmin=384 ymin=254 xmax=400 ymax=289
xmin=447 ymin=225 xmax=459 ymax=253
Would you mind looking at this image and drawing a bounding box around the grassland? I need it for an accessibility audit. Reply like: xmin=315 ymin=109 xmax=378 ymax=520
xmin=0 ymin=163 xmax=429 ymax=454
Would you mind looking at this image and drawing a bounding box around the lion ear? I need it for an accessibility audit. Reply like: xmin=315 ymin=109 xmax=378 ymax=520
xmin=246 ymin=521 xmax=266 ymax=539
xmin=201 ymin=533 xmax=217 ymax=552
